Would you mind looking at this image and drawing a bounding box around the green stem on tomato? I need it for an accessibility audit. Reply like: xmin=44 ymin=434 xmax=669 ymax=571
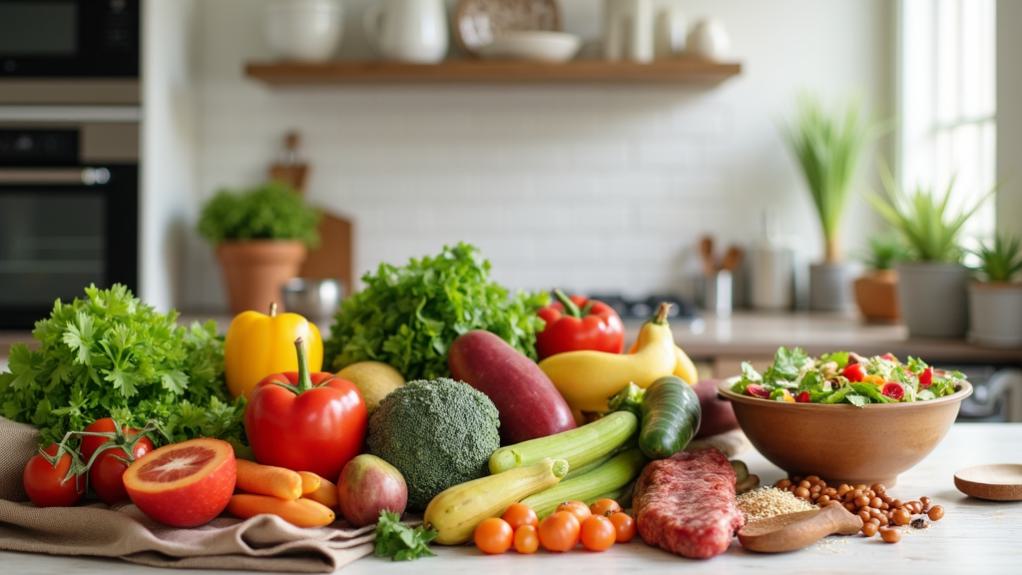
xmin=294 ymin=336 xmax=313 ymax=393
xmin=553 ymin=289 xmax=582 ymax=318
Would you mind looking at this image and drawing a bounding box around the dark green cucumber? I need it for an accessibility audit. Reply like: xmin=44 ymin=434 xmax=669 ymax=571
xmin=639 ymin=376 xmax=701 ymax=459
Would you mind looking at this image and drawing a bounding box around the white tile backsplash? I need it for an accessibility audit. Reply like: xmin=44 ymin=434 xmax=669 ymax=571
xmin=183 ymin=0 xmax=894 ymax=310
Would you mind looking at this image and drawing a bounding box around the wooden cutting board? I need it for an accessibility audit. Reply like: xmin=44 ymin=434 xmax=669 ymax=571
xmin=299 ymin=211 xmax=354 ymax=297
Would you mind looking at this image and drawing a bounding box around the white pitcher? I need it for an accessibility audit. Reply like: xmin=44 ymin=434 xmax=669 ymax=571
xmin=363 ymin=0 xmax=448 ymax=64
xmin=603 ymin=0 xmax=654 ymax=63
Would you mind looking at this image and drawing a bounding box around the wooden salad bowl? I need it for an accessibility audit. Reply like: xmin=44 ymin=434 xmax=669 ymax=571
xmin=717 ymin=379 xmax=973 ymax=486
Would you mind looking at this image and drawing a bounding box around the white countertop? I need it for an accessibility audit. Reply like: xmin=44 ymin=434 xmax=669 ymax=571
xmin=3 ymin=423 xmax=1020 ymax=575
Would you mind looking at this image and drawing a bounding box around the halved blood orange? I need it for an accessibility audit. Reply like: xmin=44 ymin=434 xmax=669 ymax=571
xmin=123 ymin=438 xmax=236 ymax=528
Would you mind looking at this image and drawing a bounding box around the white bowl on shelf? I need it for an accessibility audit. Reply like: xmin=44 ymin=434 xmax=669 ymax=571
xmin=265 ymin=0 xmax=343 ymax=62
xmin=477 ymin=31 xmax=581 ymax=63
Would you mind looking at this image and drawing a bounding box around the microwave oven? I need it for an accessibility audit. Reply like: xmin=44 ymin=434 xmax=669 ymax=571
xmin=0 ymin=0 xmax=139 ymax=78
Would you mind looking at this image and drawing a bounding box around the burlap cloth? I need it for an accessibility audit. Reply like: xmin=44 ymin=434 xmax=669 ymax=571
xmin=0 ymin=417 xmax=375 ymax=572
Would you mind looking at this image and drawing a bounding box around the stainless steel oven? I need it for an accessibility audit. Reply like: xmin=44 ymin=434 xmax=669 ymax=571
xmin=0 ymin=0 xmax=139 ymax=105
xmin=0 ymin=122 xmax=137 ymax=328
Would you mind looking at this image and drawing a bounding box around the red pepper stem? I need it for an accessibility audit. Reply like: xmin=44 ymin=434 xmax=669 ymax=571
xmin=553 ymin=289 xmax=583 ymax=318
xmin=294 ymin=337 xmax=312 ymax=393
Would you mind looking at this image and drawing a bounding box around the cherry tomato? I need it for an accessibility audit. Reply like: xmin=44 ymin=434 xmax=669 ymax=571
xmin=842 ymin=363 xmax=865 ymax=382
xmin=882 ymin=382 xmax=905 ymax=400
xmin=796 ymin=391 xmax=811 ymax=403
xmin=23 ymin=444 xmax=84 ymax=508
xmin=80 ymin=418 xmax=154 ymax=505
xmin=502 ymin=503 xmax=538 ymax=530
xmin=556 ymin=500 xmax=592 ymax=524
xmin=474 ymin=518 xmax=513 ymax=555
xmin=513 ymin=525 xmax=539 ymax=554
xmin=538 ymin=511 xmax=581 ymax=552
xmin=919 ymin=367 xmax=934 ymax=387
xmin=580 ymin=515 xmax=616 ymax=552
xmin=589 ymin=498 xmax=622 ymax=517
xmin=608 ymin=512 xmax=636 ymax=543
xmin=90 ymin=435 xmax=153 ymax=505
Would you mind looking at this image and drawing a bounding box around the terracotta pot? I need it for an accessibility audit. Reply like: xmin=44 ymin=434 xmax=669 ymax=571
xmin=216 ymin=241 xmax=307 ymax=314
xmin=853 ymin=269 xmax=900 ymax=323
xmin=718 ymin=379 xmax=972 ymax=486
xmin=968 ymin=282 xmax=1022 ymax=347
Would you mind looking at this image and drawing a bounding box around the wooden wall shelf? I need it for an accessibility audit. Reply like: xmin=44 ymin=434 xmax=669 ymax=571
xmin=244 ymin=59 xmax=742 ymax=86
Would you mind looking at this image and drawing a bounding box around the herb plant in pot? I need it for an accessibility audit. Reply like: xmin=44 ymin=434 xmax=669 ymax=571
xmin=968 ymin=235 xmax=1022 ymax=347
xmin=869 ymin=173 xmax=992 ymax=338
xmin=853 ymin=235 xmax=905 ymax=323
xmin=784 ymin=96 xmax=872 ymax=311
xmin=199 ymin=182 xmax=320 ymax=314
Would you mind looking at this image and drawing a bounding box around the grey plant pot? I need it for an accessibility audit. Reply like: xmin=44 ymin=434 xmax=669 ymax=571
xmin=809 ymin=262 xmax=855 ymax=312
xmin=968 ymin=283 xmax=1022 ymax=347
xmin=896 ymin=262 xmax=970 ymax=338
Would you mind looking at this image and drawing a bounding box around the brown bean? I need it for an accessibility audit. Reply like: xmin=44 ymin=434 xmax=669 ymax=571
xmin=871 ymin=483 xmax=886 ymax=494
xmin=859 ymin=510 xmax=872 ymax=523
xmin=795 ymin=487 xmax=810 ymax=499
xmin=869 ymin=517 xmax=882 ymax=526
xmin=854 ymin=495 xmax=870 ymax=508
xmin=799 ymin=480 xmax=811 ymax=489
xmin=920 ymin=496 xmax=931 ymax=506
xmin=880 ymin=502 xmax=889 ymax=511
xmin=837 ymin=484 xmax=852 ymax=496
xmin=865 ymin=490 xmax=876 ymax=499
xmin=776 ymin=479 xmax=792 ymax=489
xmin=890 ymin=499 xmax=903 ymax=509
xmin=824 ymin=487 xmax=837 ymax=497
xmin=854 ymin=484 xmax=868 ymax=492
xmin=880 ymin=527 xmax=901 ymax=543
xmin=928 ymin=505 xmax=944 ymax=521
xmin=870 ymin=497 xmax=883 ymax=508
xmin=817 ymin=495 xmax=831 ymax=506
xmin=806 ymin=475 xmax=821 ymax=484
xmin=844 ymin=502 xmax=857 ymax=512
xmin=893 ymin=508 xmax=911 ymax=526
xmin=862 ymin=522 xmax=878 ymax=537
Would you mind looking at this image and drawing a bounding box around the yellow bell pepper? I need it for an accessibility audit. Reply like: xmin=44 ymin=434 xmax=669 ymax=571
xmin=224 ymin=302 xmax=324 ymax=398
xmin=780 ymin=390 xmax=796 ymax=403
xmin=539 ymin=303 xmax=678 ymax=420
xmin=862 ymin=374 xmax=884 ymax=386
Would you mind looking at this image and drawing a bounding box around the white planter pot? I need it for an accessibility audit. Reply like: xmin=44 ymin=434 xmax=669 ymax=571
xmin=968 ymin=283 xmax=1022 ymax=347
xmin=809 ymin=262 xmax=855 ymax=312
xmin=896 ymin=262 xmax=970 ymax=338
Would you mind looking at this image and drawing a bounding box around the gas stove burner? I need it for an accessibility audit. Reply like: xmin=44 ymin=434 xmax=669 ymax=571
xmin=580 ymin=293 xmax=696 ymax=321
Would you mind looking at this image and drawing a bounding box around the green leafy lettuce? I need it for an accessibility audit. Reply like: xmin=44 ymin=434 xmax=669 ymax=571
xmin=0 ymin=284 xmax=244 ymax=445
xmin=325 ymin=243 xmax=548 ymax=380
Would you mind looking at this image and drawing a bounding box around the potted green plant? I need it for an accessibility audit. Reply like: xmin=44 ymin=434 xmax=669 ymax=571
xmin=853 ymin=235 xmax=906 ymax=323
xmin=199 ymin=182 xmax=320 ymax=313
xmin=868 ymin=172 xmax=993 ymax=338
xmin=968 ymin=235 xmax=1022 ymax=347
xmin=784 ymin=96 xmax=872 ymax=311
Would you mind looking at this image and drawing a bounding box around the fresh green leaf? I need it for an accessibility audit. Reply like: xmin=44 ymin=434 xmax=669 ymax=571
xmin=846 ymin=394 xmax=869 ymax=407
xmin=972 ymin=234 xmax=1022 ymax=282
xmin=0 ymin=284 xmax=243 ymax=445
xmin=764 ymin=347 xmax=809 ymax=383
xmin=325 ymin=243 xmax=548 ymax=380
xmin=374 ymin=511 xmax=436 ymax=562
xmin=819 ymin=351 xmax=850 ymax=369
xmin=198 ymin=181 xmax=320 ymax=247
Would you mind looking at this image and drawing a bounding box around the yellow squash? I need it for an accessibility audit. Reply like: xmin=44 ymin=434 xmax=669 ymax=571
xmin=424 ymin=458 xmax=568 ymax=545
xmin=539 ymin=303 xmax=678 ymax=418
xmin=224 ymin=302 xmax=324 ymax=398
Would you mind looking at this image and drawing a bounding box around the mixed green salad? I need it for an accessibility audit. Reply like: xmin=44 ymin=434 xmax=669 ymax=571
xmin=730 ymin=347 xmax=964 ymax=406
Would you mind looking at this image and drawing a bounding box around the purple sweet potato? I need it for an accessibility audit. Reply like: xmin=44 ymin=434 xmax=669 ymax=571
xmin=449 ymin=330 xmax=576 ymax=444
xmin=694 ymin=379 xmax=738 ymax=438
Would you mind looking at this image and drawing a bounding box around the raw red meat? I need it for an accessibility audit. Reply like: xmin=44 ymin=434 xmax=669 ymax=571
xmin=632 ymin=448 xmax=744 ymax=559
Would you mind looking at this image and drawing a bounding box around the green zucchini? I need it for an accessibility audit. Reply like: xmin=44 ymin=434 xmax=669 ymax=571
xmin=520 ymin=448 xmax=646 ymax=518
xmin=489 ymin=411 xmax=638 ymax=475
xmin=639 ymin=376 xmax=701 ymax=459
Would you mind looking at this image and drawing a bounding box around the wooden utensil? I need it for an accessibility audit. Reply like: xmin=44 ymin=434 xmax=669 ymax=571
xmin=269 ymin=131 xmax=308 ymax=193
xmin=699 ymin=235 xmax=717 ymax=277
xmin=737 ymin=502 xmax=863 ymax=553
xmin=954 ymin=464 xmax=1022 ymax=501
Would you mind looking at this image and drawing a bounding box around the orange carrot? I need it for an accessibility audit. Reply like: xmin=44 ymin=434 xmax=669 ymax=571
xmin=299 ymin=471 xmax=322 ymax=495
xmin=228 ymin=494 xmax=336 ymax=528
xmin=235 ymin=459 xmax=303 ymax=500
xmin=304 ymin=475 xmax=339 ymax=509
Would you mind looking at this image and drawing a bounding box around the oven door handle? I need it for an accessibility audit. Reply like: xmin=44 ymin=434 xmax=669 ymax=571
xmin=0 ymin=167 xmax=111 ymax=185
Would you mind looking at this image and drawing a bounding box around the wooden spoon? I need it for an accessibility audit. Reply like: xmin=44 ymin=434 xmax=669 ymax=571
xmin=738 ymin=502 xmax=863 ymax=553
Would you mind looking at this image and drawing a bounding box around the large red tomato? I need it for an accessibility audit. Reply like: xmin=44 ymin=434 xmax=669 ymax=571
xmin=245 ymin=337 xmax=367 ymax=480
xmin=23 ymin=444 xmax=84 ymax=507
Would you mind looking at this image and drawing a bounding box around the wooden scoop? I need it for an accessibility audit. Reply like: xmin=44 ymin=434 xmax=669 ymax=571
xmin=738 ymin=502 xmax=863 ymax=553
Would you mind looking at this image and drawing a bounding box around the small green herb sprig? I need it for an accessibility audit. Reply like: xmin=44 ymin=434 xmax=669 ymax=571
xmin=198 ymin=182 xmax=320 ymax=247
xmin=374 ymin=511 xmax=437 ymax=561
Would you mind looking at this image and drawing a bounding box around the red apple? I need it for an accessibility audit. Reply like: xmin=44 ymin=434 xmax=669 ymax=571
xmin=337 ymin=454 xmax=407 ymax=527
xmin=694 ymin=379 xmax=739 ymax=438
xmin=123 ymin=438 xmax=236 ymax=528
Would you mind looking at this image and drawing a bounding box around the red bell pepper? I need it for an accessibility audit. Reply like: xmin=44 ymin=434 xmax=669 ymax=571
xmin=536 ymin=290 xmax=625 ymax=359
xmin=245 ymin=337 xmax=367 ymax=480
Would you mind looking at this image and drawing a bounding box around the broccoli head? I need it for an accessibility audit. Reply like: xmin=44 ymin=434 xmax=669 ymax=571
xmin=367 ymin=377 xmax=500 ymax=510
